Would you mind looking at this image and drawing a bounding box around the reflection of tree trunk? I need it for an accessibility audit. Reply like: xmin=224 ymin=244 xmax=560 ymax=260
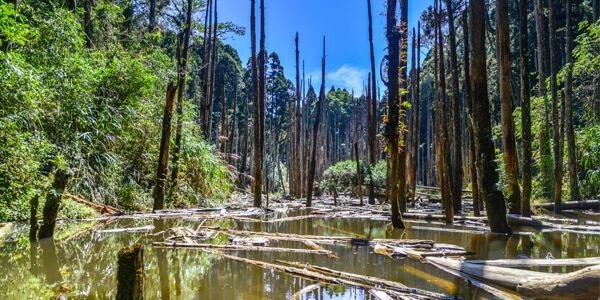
xmin=29 ymin=195 xmax=39 ymax=241
xmin=153 ymin=219 xmax=171 ymax=300
xmin=29 ymin=241 xmax=39 ymax=276
xmin=116 ymin=244 xmax=144 ymax=300
xmin=520 ymin=235 xmax=532 ymax=258
xmin=40 ymin=238 xmax=62 ymax=284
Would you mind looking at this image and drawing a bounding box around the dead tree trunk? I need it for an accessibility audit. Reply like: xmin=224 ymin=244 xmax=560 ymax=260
xmin=520 ymin=0 xmax=533 ymax=217
xmin=307 ymin=38 xmax=326 ymax=208
xmin=367 ymin=0 xmax=378 ymax=205
xmin=549 ymin=0 xmax=564 ymax=212
xmin=410 ymin=24 xmax=421 ymax=208
xmin=153 ymin=83 xmax=177 ymax=211
xmin=116 ymin=244 xmax=144 ymax=300
xmin=470 ymin=0 xmax=511 ymax=234
xmin=38 ymin=169 xmax=72 ymax=239
xmin=219 ymin=76 xmax=228 ymax=154
xmin=228 ymin=83 xmax=237 ymax=163
xmin=239 ymin=87 xmax=250 ymax=189
xmin=497 ymin=0 xmax=521 ymax=215
xmin=565 ymin=0 xmax=580 ymax=202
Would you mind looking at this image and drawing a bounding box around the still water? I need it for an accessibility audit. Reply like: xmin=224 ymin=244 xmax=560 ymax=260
xmin=0 ymin=209 xmax=598 ymax=299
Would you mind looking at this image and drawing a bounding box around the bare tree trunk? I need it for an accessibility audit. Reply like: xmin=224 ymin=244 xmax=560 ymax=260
xmin=437 ymin=0 xmax=454 ymax=223
xmin=220 ymin=76 xmax=228 ymax=154
xmin=354 ymin=91 xmax=363 ymax=206
xmin=38 ymin=170 xmax=72 ymax=239
xmin=170 ymin=0 xmax=193 ymax=192
xmin=520 ymin=0 xmax=533 ymax=216
xmin=470 ymin=0 xmax=511 ymax=234
xmin=239 ymin=87 xmax=250 ymax=189
xmin=549 ymin=0 xmax=563 ymax=212
xmin=228 ymin=84 xmax=237 ymax=163
xmin=307 ymin=38 xmax=326 ymax=207
xmin=199 ymin=0 xmax=212 ymax=137
xmin=594 ymin=0 xmax=599 ymax=21
xmin=153 ymin=83 xmax=177 ymax=211
xmin=410 ymin=24 xmax=421 ymax=208
xmin=252 ymin=0 xmax=266 ymax=207
xmin=535 ymin=0 xmax=553 ymax=199
xmin=565 ymin=0 xmax=580 ymax=202
xmin=367 ymin=0 xmax=378 ymax=205
xmin=149 ymin=0 xmax=156 ymax=32
xmin=385 ymin=0 xmax=405 ymax=228
xmin=444 ymin=0 xmax=463 ymax=213
xmin=497 ymin=0 xmax=521 ymax=215
xmin=294 ymin=32 xmax=301 ymax=198
xmin=463 ymin=10 xmax=480 ymax=216
xmin=84 ymin=0 xmax=93 ymax=48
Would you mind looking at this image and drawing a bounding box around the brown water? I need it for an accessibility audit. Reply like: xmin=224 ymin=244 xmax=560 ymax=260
xmin=0 ymin=209 xmax=598 ymax=299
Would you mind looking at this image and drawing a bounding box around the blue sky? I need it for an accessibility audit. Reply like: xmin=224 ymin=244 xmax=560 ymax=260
xmin=218 ymin=0 xmax=433 ymax=94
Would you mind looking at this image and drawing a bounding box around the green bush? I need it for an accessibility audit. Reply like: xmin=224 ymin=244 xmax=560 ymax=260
xmin=322 ymin=159 xmax=387 ymax=195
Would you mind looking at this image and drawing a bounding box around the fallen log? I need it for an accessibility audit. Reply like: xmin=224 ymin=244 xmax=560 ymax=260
xmin=96 ymin=225 xmax=155 ymax=233
xmin=533 ymin=200 xmax=600 ymax=211
xmin=288 ymin=283 xmax=326 ymax=300
xmin=465 ymin=257 xmax=600 ymax=268
xmin=369 ymin=290 xmax=394 ymax=300
xmin=517 ymin=265 xmax=600 ymax=300
xmin=204 ymin=251 xmax=453 ymax=300
xmin=417 ymin=185 xmax=472 ymax=193
xmin=65 ymin=192 xmax=121 ymax=215
xmin=153 ymin=242 xmax=333 ymax=255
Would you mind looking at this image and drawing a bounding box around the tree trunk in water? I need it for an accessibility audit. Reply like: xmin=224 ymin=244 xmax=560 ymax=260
xmin=307 ymin=38 xmax=326 ymax=208
xmin=497 ymin=0 xmax=521 ymax=215
xmin=519 ymin=0 xmax=533 ymax=217
xmin=294 ymin=32 xmax=302 ymax=198
xmin=410 ymin=24 xmax=421 ymax=208
xmin=565 ymin=0 xmax=580 ymax=202
xmin=463 ymin=10 xmax=480 ymax=216
xmin=535 ymin=0 xmax=553 ymax=199
xmin=385 ymin=0 xmax=405 ymax=229
xmin=437 ymin=0 xmax=454 ymax=223
xmin=367 ymin=0 xmax=378 ymax=205
xmin=549 ymin=0 xmax=564 ymax=212
xmin=470 ymin=0 xmax=511 ymax=234
xmin=29 ymin=195 xmax=39 ymax=241
xmin=38 ymin=169 xmax=72 ymax=239
xmin=444 ymin=0 xmax=463 ymax=213
xmin=153 ymin=83 xmax=177 ymax=211
xmin=116 ymin=244 xmax=144 ymax=300
xmin=251 ymin=0 xmax=261 ymax=207
xmin=170 ymin=0 xmax=193 ymax=193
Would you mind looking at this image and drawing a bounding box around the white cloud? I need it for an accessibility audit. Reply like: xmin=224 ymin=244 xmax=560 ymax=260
xmin=326 ymin=65 xmax=368 ymax=94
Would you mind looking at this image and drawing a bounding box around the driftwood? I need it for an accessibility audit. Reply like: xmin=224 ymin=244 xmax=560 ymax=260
xmin=533 ymin=200 xmax=600 ymax=211
xmin=96 ymin=225 xmax=155 ymax=233
xmin=206 ymin=251 xmax=452 ymax=300
xmin=516 ymin=264 xmax=600 ymax=300
xmin=466 ymin=257 xmax=600 ymax=268
xmin=153 ymin=242 xmax=333 ymax=255
xmin=65 ymin=192 xmax=121 ymax=215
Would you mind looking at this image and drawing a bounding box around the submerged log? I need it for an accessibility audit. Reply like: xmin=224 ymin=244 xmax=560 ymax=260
xmin=517 ymin=264 xmax=600 ymax=300
xmin=116 ymin=244 xmax=144 ymax=300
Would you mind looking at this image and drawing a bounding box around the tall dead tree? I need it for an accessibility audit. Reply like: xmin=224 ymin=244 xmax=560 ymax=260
xmin=437 ymin=0 xmax=454 ymax=223
xmin=444 ymin=0 xmax=463 ymax=213
xmin=470 ymin=0 xmax=511 ymax=234
xmin=497 ymin=0 xmax=521 ymax=214
xmin=251 ymin=0 xmax=260 ymax=205
xmin=549 ymin=0 xmax=564 ymax=212
xmin=228 ymin=83 xmax=238 ymax=163
xmin=463 ymin=10 xmax=480 ymax=215
xmin=170 ymin=0 xmax=194 ymax=192
xmin=407 ymin=27 xmax=417 ymax=205
xmin=252 ymin=0 xmax=266 ymax=207
xmin=385 ymin=0 xmax=405 ymax=228
xmin=219 ymin=76 xmax=228 ymax=154
xmin=565 ymin=0 xmax=580 ymax=202
xmin=519 ymin=0 xmax=532 ymax=216
xmin=239 ymin=86 xmax=250 ymax=188
xmin=410 ymin=22 xmax=421 ymax=208
xmin=307 ymin=38 xmax=326 ymax=208
xmin=353 ymin=91 xmax=363 ymax=206
xmin=153 ymin=83 xmax=177 ymax=211
xmin=294 ymin=32 xmax=301 ymax=198
xmin=367 ymin=0 xmax=378 ymax=205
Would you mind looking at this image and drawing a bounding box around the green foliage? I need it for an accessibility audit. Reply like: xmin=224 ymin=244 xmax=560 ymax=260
xmin=322 ymin=160 xmax=387 ymax=195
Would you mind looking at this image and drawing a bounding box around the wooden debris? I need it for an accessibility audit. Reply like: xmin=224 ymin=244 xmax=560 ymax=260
xmin=533 ymin=200 xmax=600 ymax=211
xmin=65 ymin=192 xmax=121 ymax=215
xmin=466 ymin=257 xmax=600 ymax=268
xmin=369 ymin=289 xmax=394 ymax=300
xmin=96 ymin=225 xmax=155 ymax=233
xmin=517 ymin=264 xmax=600 ymax=300
xmin=288 ymin=283 xmax=326 ymax=300
xmin=153 ymin=242 xmax=333 ymax=255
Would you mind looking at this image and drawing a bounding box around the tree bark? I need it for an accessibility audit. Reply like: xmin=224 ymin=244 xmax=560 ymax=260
xmin=170 ymin=0 xmax=193 ymax=193
xmin=549 ymin=0 xmax=564 ymax=212
xmin=367 ymin=0 xmax=378 ymax=205
xmin=463 ymin=10 xmax=480 ymax=216
xmin=251 ymin=0 xmax=261 ymax=207
xmin=116 ymin=244 xmax=144 ymax=300
xmin=444 ymin=0 xmax=463 ymax=213
xmin=294 ymin=32 xmax=301 ymax=198
xmin=384 ymin=0 xmax=405 ymax=228
xmin=470 ymin=0 xmax=511 ymax=234
xmin=497 ymin=0 xmax=521 ymax=215
xmin=38 ymin=169 xmax=72 ymax=239
xmin=228 ymin=83 xmax=237 ymax=163
xmin=565 ymin=0 xmax=580 ymax=202
xmin=84 ymin=0 xmax=93 ymax=48
xmin=410 ymin=23 xmax=421 ymax=208
xmin=307 ymin=38 xmax=326 ymax=208
xmin=239 ymin=87 xmax=250 ymax=189
xmin=519 ymin=0 xmax=533 ymax=217
xmin=153 ymin=83 xmax=177 ymax=211
xmin=219 ymin=76 xmax=228 ymax=154
xmin=149 ymin=0 xmax=156 ymax=32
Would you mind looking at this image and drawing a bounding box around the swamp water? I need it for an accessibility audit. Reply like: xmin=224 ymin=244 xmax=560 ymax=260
xmin=0 ymin=209 xmax=598 ymax=299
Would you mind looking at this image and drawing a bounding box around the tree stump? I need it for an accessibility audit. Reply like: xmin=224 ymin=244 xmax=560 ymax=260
xmin=116 ymin=244 xmax=144 ymax=300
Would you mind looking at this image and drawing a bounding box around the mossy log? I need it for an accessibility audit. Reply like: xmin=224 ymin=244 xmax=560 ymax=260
xmin=116 ymin=244 xmax=144 ymax=300
xmin=517 ymin=264 xmax=600 ymax=300
xmin=38 ymin=169 xmax=72 ymax=239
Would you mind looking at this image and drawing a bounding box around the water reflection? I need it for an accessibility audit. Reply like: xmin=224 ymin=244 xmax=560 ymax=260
xmin=0 ymin=213 xmax=598 ymax=299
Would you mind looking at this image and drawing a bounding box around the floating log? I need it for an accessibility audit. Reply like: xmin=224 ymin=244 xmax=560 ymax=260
xmin=369 ymin=290 xmax=394 ymax=300
xmin=206 ymin=251 xmax=453 ymax=300
xmin=153 ymin=242 xmax=333 ymax=255
xmin=516 ymin=265 xmax=600 ymax=300
xmin=466 ymin=257 xmax=600 ymax=268
xmin=533 ymin=200 xmax=600 ymax=211
xmin=96 ymin=225 xmax=155 ymax=233
xmin=116 ymin=244 xmax=144 ymax=300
